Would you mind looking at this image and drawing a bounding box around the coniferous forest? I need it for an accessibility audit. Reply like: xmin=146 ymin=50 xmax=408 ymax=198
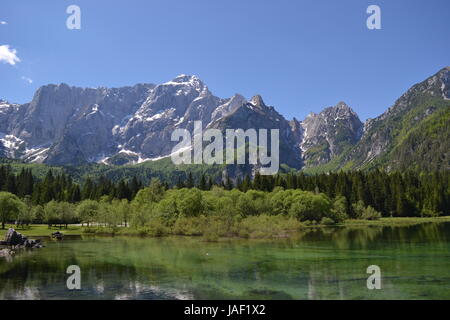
xmin=0 ymin=163 xmax=448 ymax=236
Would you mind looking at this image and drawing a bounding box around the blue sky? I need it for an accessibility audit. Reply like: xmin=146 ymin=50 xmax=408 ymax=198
xmin=0 ymin=0 xmax=449 ymax=121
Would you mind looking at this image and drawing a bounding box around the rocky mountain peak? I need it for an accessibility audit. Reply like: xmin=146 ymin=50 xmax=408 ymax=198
xmin=305 ymin=111 xmax=317 ymax=119
xmin=173 ymin=74 xmax=198 ymax=82
xmin=231 ymin=93 xmax=246 ymax=103
xmin=438 ymin=66 xmax=449 ymax=99
xmin=437 ymin=66 xmax=450 ymax=76
xmin=1 ymin=67 xmax=447 ymax=171
xmin=322 ymin=101 xmax=359 ymax=119
xmin=250 ymin=95 xmax=266 ymax=108
xmin=395 ymin=67 xmax=450 ymax=105
xmin=164 ymin=74 xmax=205 ymax=91
xmin=300 ymin=102 xmax=363 ymax=167
xmin=335 ymin=101 xmax=351 ymax=110
xmin=210 ymin=94 xmax=247 ymax=124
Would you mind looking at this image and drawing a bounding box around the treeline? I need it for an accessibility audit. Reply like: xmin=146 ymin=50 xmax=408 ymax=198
xmin=234 ymin=170 xmax=449 ymax=218
xmin=0 ymin=164 xmax=449 ymax=218
xmin=0 ymin=179 xmax=359 ymax=237
xmin=0 ymin=173 xmax=449 ymax=239
xmin=0 ymin=165 xmax=147 ymax=204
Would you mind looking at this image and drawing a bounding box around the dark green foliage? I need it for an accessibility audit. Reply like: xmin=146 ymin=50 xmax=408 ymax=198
xmin=0 ymin=161 xmax=448 ymax=218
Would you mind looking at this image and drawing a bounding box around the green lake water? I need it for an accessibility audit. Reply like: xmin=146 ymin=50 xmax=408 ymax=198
xmin=1 ymin=222 xmax=450 ymax=300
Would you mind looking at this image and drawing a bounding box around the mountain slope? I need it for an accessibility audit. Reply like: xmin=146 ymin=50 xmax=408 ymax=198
xmin=386 ymin=106 xmax=449 ymax=171
xmin=299 ymin=102 xmax=363 ymax=169
xmin=0 ymin=75 xmax=304 ymax=171
xmin=209 ymin=95 xmax=303 ymax=170
xmin=340 ymin=66 xmax=450 ymax=171
xmin=0 ymin=67 xmax=448 ymax=174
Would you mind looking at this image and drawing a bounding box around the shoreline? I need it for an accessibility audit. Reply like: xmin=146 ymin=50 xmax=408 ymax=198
xmin=2 ymin=216 xmax=450 ymax=239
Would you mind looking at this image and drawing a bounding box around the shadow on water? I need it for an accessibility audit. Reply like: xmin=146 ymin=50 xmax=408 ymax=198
xmin=1 ymin=223 xmax=450 ymax=300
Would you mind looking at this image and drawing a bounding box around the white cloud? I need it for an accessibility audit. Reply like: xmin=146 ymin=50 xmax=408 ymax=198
xmin=0 ymin=21 xmax=7 ymax=25
xmin=0 ymin=45 xmax=20 ymax=65
xmin=21 ymin=76 xmax=33 ymax=84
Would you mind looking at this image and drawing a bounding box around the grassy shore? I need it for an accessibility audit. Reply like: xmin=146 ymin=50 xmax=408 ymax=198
xmin=343 ymin=216 xmax=450 ymax=227
xmin=2 ymin=216 xmax=450 ymax=238
xmin=1 ymin=224 xmax=84 ymax=237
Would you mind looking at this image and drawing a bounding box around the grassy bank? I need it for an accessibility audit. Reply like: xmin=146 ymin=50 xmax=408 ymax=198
xmin=2 ymin=216 xmax=450 ymax=239
xmin=343 ymin=216 xmax=450 ymax=227
xmin=1 ymin=224 xmax=84 ymax=237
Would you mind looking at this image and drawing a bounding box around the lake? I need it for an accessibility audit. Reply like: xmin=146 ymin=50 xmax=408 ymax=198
xmin=1 ymin=222 xmax=450 ymax=300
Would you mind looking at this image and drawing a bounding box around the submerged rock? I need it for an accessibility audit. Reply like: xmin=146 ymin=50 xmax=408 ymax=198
xmin=51 ymin=231 xmax=64 ymax=240
xmin=0 ymin=248 xmax=15 ymax=257
xmin=0 ymin=248 xmax=15 ymax=262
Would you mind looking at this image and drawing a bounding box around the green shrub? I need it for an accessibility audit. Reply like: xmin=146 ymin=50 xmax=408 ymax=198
xmin=320 ymin=217 xmax=336 ymax=225
xmin=203 ymin=228 xmax=220 ymax=242
xmin=303 ymin=220 xmax=312 ymax=226
xmin=329 ymin=196 xmax=349 ymax=223
xmin=172 ymin=215 xmax=205 ymax=236
xmin=421 ymin=208 xmax=440 ymax=217
xmin=352 ymin=200 xmax=366 ymax=219
xmin=361 ymin=206 xmax=382 ymax=220
xmin=82 ymin=227 xmax=97 ymax=234
xmin=235 ymin=215 xmax=301 ymax=238
xmin=288 ymin=191 xmax=332 ymax=222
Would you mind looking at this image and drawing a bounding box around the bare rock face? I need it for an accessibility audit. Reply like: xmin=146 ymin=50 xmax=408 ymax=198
xmin=210 ymin=94 xmax=246 ymax=124
xmin=2 ymin=83 xmax=155 ymax=165
xmin=300 ymin=102 xmax=363 ymax=167
xmin=209 ymin=94 xmax=303 ymax=170
xmin=116 ymin=75 xmax=223 ymax=161
xmin=1 ymin=67 xmax=448 ymax=172
xmin=0 ymin=75 xmax=305 ymax=169
xmin=0 ymin=100 xmax=26 ymax=158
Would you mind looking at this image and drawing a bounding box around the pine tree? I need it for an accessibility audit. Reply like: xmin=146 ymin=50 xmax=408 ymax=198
xmin=82 ymin=177 xmax=94 ymax=200
xmin=176 ymin=176 xmax=185 ymax=189
xmin=186 ymin=172 xmax=194 ymax=189
xmin=241 ymin=174 xmax=252 ymax=192
xmin=206 ymin=176 xmax=214 ymax=190
xmin=199 ymin=174 xmax=207 ymax=190
xmin=225 ymin=176 xmax=233 ymax=190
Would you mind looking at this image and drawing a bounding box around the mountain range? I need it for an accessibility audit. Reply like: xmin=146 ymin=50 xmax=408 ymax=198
xmin=1 ymin=67 xmax=449 ymax=174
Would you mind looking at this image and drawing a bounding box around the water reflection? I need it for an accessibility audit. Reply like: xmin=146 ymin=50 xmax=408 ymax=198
xmin=1 ymin=222 xmax=450 ymax=300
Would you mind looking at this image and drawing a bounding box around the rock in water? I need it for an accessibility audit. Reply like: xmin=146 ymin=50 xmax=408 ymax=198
xmin=4 ymin=228 xmax=23 ymax=246
xmin=51 ymin=231 xmax=64 ymax=240
xmin=0 ymin=248 xmax=15 ymax=262
xmin=0 ymin=248 xmax=14 ymax=257
xmin=3 ymin=228 xmax=43 ymax=248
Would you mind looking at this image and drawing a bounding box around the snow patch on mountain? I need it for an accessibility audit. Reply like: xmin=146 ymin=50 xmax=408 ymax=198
xmin=145 ymin=108 xmax=176 ymax=122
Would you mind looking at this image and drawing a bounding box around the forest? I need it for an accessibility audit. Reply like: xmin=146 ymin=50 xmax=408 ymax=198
xmin=0 ymin=164 xmax=448 ymax=238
